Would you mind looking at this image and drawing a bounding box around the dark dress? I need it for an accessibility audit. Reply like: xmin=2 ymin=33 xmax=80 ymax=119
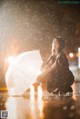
xmin=37 ymin=51 xmax=74 ymax=93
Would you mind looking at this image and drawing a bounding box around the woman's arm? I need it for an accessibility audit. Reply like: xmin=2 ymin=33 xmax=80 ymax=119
xmin=43 ymin=55 xmax=52 ymax=72
xmin=36 ymin=55 xmax=52 ymax=83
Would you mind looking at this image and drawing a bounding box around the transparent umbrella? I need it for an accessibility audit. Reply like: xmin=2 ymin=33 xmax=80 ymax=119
xmin=5 ymin=50 xmax=43 ymax=96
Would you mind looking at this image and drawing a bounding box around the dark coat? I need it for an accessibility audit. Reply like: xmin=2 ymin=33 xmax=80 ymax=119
xmin=37 ymin=51 xmax=74 ymax=91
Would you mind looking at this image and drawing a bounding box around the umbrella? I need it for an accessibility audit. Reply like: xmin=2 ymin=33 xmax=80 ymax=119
xmin=5 ymin=50 xmax=43 ymax=96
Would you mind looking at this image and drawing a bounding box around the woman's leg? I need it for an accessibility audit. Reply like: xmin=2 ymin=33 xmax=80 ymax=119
xmin=47 ymin=79 xmax=58 ymax=93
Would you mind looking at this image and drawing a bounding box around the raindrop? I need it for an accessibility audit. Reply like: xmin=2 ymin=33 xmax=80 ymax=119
xmin=70 ymin=105 xmax=75 ymax=110
xmin=63 ymin=106 xmax=67 ymax=110
xmin=68 ymin=112 xmax=74 ymax=118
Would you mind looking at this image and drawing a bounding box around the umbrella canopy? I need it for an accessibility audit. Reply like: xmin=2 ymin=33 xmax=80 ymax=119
xmin=5 ymin=50 xmax=43 ymax=95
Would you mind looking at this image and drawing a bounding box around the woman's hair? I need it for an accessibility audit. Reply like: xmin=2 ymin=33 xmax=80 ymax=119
xmin=52 ymin=36 xmax=65 ymax=52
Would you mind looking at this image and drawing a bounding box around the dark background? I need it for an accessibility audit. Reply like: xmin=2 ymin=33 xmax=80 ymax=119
xmin=0 ymin=0 xmax=80 ymax=57
xmin=0 ymin=0 xmax=80 ymax=83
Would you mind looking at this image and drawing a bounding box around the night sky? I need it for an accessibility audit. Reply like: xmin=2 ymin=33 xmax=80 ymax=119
xmin=0 ymin=0 xmax=80 ymax=60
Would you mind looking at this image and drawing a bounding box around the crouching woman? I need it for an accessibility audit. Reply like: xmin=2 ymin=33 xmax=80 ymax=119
xmin=37 ymin=36 xmax=74 ymax=94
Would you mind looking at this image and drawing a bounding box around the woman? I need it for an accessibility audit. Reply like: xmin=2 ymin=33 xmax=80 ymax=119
xmin=37 ymin=36 xmax=74 ymax=94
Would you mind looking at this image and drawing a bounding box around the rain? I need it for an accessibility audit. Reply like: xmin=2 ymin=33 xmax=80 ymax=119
xmin=0 ymin=0 xmax=80 ymax=119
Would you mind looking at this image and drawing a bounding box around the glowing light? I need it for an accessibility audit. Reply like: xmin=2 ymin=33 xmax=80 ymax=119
xmin=30 ymin=85 xmax=34 ymax=96
xmin=6 ymin=50 xmax=43 ymax=95
xmin=6 ymin=97 xmax=17 ymax=119
xmin=9 ymin=88 xmax=16 ymax=95
xmin=37 ymin=86 xmax=44 ymax=119
xmin=28 ymin=63 xmax=36 ymax=72
xmin=38 ymin=101 xmax=44 ymax=118
xmin=78 ymin=47 xmax=80 ymax=68
xmin=69 ymin=53 xmax=74 ymax=58
xmin=72 ymin=83 xmax=78 ymax=101
xmin=38 ymin=86 xmax=43 ymax=100
xmin=7 ymin=56 xmax=16 ymax=64
xmin=28 ymin=63 xmax=42 ymax=75
xmin=30 ymin=85 xmax=35 ymax=100
xmin=36 ymin=70 xmax=42 ymax=75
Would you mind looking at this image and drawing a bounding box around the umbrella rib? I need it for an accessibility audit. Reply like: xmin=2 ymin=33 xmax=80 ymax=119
xmin=11 ymin=64 xmax=35 ymax=80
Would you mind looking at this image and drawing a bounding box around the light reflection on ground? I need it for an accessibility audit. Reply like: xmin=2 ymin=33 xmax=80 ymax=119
xmin=5 ymin=96 xmax=44 ymax=119
xmin=0 ymin=82 xmax=80 ymax=119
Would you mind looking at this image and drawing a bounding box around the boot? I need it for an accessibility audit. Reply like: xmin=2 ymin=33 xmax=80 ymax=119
xmin=59 ymin=86 xmax=73 ymax=94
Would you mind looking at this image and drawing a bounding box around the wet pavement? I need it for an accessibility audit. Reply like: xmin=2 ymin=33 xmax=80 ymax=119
xmin=0 ymin=82 xmax=80 ymax=119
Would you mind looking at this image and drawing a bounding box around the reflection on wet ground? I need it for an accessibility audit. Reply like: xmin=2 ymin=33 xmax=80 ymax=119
xmin=0 ymin=82 xmax=80 ymax=119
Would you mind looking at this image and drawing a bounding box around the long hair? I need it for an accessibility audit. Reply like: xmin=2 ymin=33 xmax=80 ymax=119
xmin=51 ymin=36 xmax=65 ymax=54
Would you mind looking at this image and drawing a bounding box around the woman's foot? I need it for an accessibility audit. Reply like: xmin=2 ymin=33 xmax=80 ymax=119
xmin=53 ymin=87 xmax=73 ymax=95
xmin=59 ymin=87 xmax=73 ymax=94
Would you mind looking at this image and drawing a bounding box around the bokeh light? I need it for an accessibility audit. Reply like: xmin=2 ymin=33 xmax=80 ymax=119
xmin=69 ymin=53 xmax=74 ymax=58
